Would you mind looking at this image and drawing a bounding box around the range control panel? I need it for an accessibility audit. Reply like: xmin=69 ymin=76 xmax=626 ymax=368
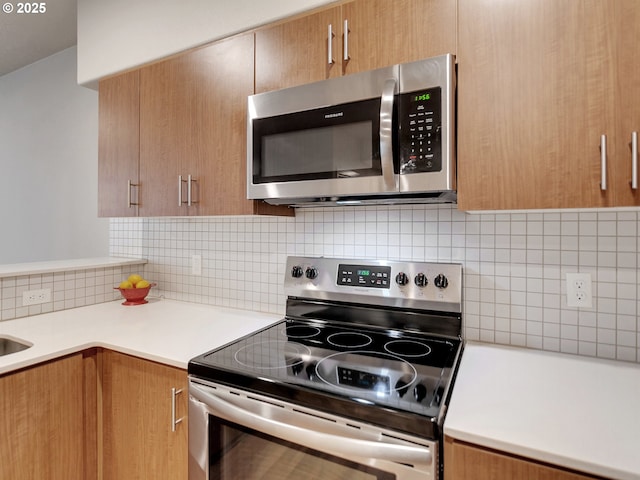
xmin=284 ymin=256 xmax=462 ymax=313
xmin=337 ymin=264 xmax=392 ymax=289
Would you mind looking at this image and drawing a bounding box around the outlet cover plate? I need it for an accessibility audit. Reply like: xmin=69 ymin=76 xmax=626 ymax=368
xmin=566 ymin=273 xmax=592 ymax=308
xmin=23 ymin=288 xmax=52 ymax=306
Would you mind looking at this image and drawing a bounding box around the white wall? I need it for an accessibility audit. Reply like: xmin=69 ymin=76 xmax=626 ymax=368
xmin=77 ymin=0 xmax=334 ymax=85
xmin=0 ymin=47 xmax=108 ymax=264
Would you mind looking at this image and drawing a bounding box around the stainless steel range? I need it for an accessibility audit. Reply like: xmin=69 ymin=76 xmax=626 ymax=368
xmin=188 ymin=256 xmax=463 ymax=480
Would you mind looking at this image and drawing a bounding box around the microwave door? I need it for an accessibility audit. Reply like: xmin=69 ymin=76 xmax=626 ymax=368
xmin=248 ymin=65 xmax=401 ymax=202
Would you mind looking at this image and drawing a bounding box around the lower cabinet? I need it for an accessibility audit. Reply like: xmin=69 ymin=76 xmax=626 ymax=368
xmin=0 ymin=353 xmax=91 ymax=480
xmin=101 ymin=349 xmax=188 ymax=480
xmin=444 ymin=437 xmax=598 ymax=480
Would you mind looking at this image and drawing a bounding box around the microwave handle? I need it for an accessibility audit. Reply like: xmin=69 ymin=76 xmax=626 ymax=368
xmin=380 ymin=78 xmax=397 ymax=191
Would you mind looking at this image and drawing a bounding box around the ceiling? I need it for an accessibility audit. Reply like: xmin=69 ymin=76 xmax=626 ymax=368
xmin=0 ymin=0 xmax=77 ymax=77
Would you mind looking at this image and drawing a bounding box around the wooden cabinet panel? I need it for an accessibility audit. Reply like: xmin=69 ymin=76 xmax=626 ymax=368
xmin=457 ymin=0 xmax=616 ymax=210
xmin=613 ymin=0 xmax=640 ymax=206
xmin=99 ymin=35 xmax=291 ymax=217
xmin=138 ymin=33 xmax=292 ymax=217
xmin=255 ymin=0 xmax=457 ymax=93
xmin=194 ymin=34 xmax=266 ymax=215
xmin=444 ymin=438 xmax=599 ymax=480
xmin=98 ymin=71 xmax=140 ymax=217
xmin=342 ymin=0 xmax=457 ymax=75
xmin=0 ymin=354 xmax=87 ymax=480
xmin=255 ymin=7 xmax=342 ymax=93
xmin=101 ymin=350 xmax=188 ymax=480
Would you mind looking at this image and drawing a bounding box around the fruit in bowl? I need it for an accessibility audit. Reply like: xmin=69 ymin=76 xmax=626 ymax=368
xmin=115 ymin=274 xmax=156 ymax=306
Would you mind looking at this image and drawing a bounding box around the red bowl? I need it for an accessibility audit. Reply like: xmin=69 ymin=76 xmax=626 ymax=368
xmin=114 ymin=283 xmax=156 ymax=306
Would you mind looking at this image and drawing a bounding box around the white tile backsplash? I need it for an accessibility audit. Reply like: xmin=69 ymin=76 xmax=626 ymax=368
xmin=0 ymin=265 xmax=141 ymax=321
xmin=106 ymin=205 xmax=640 ymax=363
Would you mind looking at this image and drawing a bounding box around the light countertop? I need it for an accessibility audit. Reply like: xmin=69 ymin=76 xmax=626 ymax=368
xmin=0 ymin=256 xmax=147 ymax=278
xmin=444 ymin=341 xmax=640 ymax=480
xmin=4 ymin=304 xmax=639 ymax=480
xmin=0 ymin=297 xmax=281 ymax=375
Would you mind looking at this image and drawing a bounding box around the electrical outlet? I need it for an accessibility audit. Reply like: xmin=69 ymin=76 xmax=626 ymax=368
xmin=191 ymin=254 xmax=202 ymax=276
xmin=22 ymin=288 xmax=51 ymax=306
xmin=566 ymin=273 xmax=592 ymax=308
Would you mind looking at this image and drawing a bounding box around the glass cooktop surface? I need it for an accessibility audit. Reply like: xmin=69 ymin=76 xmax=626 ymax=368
xmin=190 ymin=317 xmax=461 ymax=420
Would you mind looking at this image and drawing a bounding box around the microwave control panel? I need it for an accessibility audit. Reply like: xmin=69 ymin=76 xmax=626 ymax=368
xmin=398 ymin=86 xmax=442 ymax=174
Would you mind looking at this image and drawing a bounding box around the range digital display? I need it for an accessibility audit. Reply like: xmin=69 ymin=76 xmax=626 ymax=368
xmin=337 ymin=264 xmax=391 ymax=289
xmin=337 ymin=366 xmax=390 ymax=393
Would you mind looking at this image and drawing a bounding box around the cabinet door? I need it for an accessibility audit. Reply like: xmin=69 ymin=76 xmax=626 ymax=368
xmin=444 ymin=438 xmax=598 ymax=480
xmin=139 ymin=34 xmax=288 ymax=216
xmin=139 ymin=52 xmax=193 ymax=216
xmin=194 ymin=34 xmax=260 ymax=215
xmin=613 ymin=0 xmax=640 ymax=205
xmin=0 ymin=354 xmax=86 ymax=480
xmin=255 ymin=7 xmax=342 ymax=93
xmin=102 ymin=350 xmax=188 ymax=480
xmin=457 ymin=0 xmax=615 ymax=210
xmin=98 ymin=71 xmax=140 ymax=217
xmin=342 ymin=0 xmax=457 ymax=75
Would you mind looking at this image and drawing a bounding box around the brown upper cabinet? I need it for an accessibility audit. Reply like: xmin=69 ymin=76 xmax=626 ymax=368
xmin=98 ymin=71 xmax=140 ymax=217
xmin=457 ymin=0 xmax=640 ymax=210
xmin=612 ymin=0 xmax=640 ymax=206
xmin=255 ymin=0 xmax=457 ymax=93
xmin=98 ymin=33 xmax=291 ymax=217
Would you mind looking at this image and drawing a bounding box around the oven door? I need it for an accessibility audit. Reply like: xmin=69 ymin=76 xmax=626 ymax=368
xmin=189 ymin=379 xmax=436 ymax=480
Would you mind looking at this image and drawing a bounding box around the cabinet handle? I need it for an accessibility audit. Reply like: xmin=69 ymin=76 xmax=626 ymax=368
xmin=600 ymin=134 xmax=607 ymax=191
xmin=187 ymin=174 xmax=197 ymax=206
xmin=179 ymin=175 xmax=197 ymax=206
xmin=171 ymin=387 xmax=184 ymax=432
xmin=127 ymin=180 xmax=139 ymax=208
xmin=328 ymin=24 xmax=334 ymax=65
xmin=343 ymin=19 xmax=350 ymax=61
xmin=632 ymin=131 xmax=638 ymax=190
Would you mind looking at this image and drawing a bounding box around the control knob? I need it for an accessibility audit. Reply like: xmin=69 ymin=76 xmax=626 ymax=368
xmin=414 ymin=273 xmax=428 ymax=288
xmin=395 ymin=272 xmax=409 ymax=286
xmin=291 ymin=265 xmax=304 ymax=278
xmin=394 ymin=376 xmax=412 ymax=398
xmin=291 ymin=360 xmax=304 ymax=376
xmin=434 ymin=273 xmax=449 ymax=289
xmin=305 ymin=267 xmax=318 ymax=280
xmin=414 ymin=383 xmax=428 ymax=402
xmin=306 ymin=362 xmax=317 ymax=380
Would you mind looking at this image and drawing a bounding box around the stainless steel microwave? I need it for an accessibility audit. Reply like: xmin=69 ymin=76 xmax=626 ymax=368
xmin=247 ymin=54 xmax=456 ymax=207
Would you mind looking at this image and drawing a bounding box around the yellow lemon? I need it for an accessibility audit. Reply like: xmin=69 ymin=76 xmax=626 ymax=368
xmin=119 ymin=280 xmax=133 ymax=289
xmin=127 ymin=274 xmax=143 ymax=286
xmin=136 ymin=279 xmax=151 ymax=289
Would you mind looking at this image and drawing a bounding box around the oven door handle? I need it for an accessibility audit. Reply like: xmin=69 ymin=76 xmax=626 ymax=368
xmin=190 ymin=382 xmax=432 ymax=467
xmin=380 ymin=78 xmax=398 ymax=192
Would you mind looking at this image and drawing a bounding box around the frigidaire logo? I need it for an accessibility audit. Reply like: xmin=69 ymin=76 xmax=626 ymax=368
xmin=324 ymin=112 xmax=344 ymax=119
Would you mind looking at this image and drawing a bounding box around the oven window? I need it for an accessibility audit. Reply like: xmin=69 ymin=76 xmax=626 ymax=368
xmin=209 ymin=418 xmax=395 ymax=480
